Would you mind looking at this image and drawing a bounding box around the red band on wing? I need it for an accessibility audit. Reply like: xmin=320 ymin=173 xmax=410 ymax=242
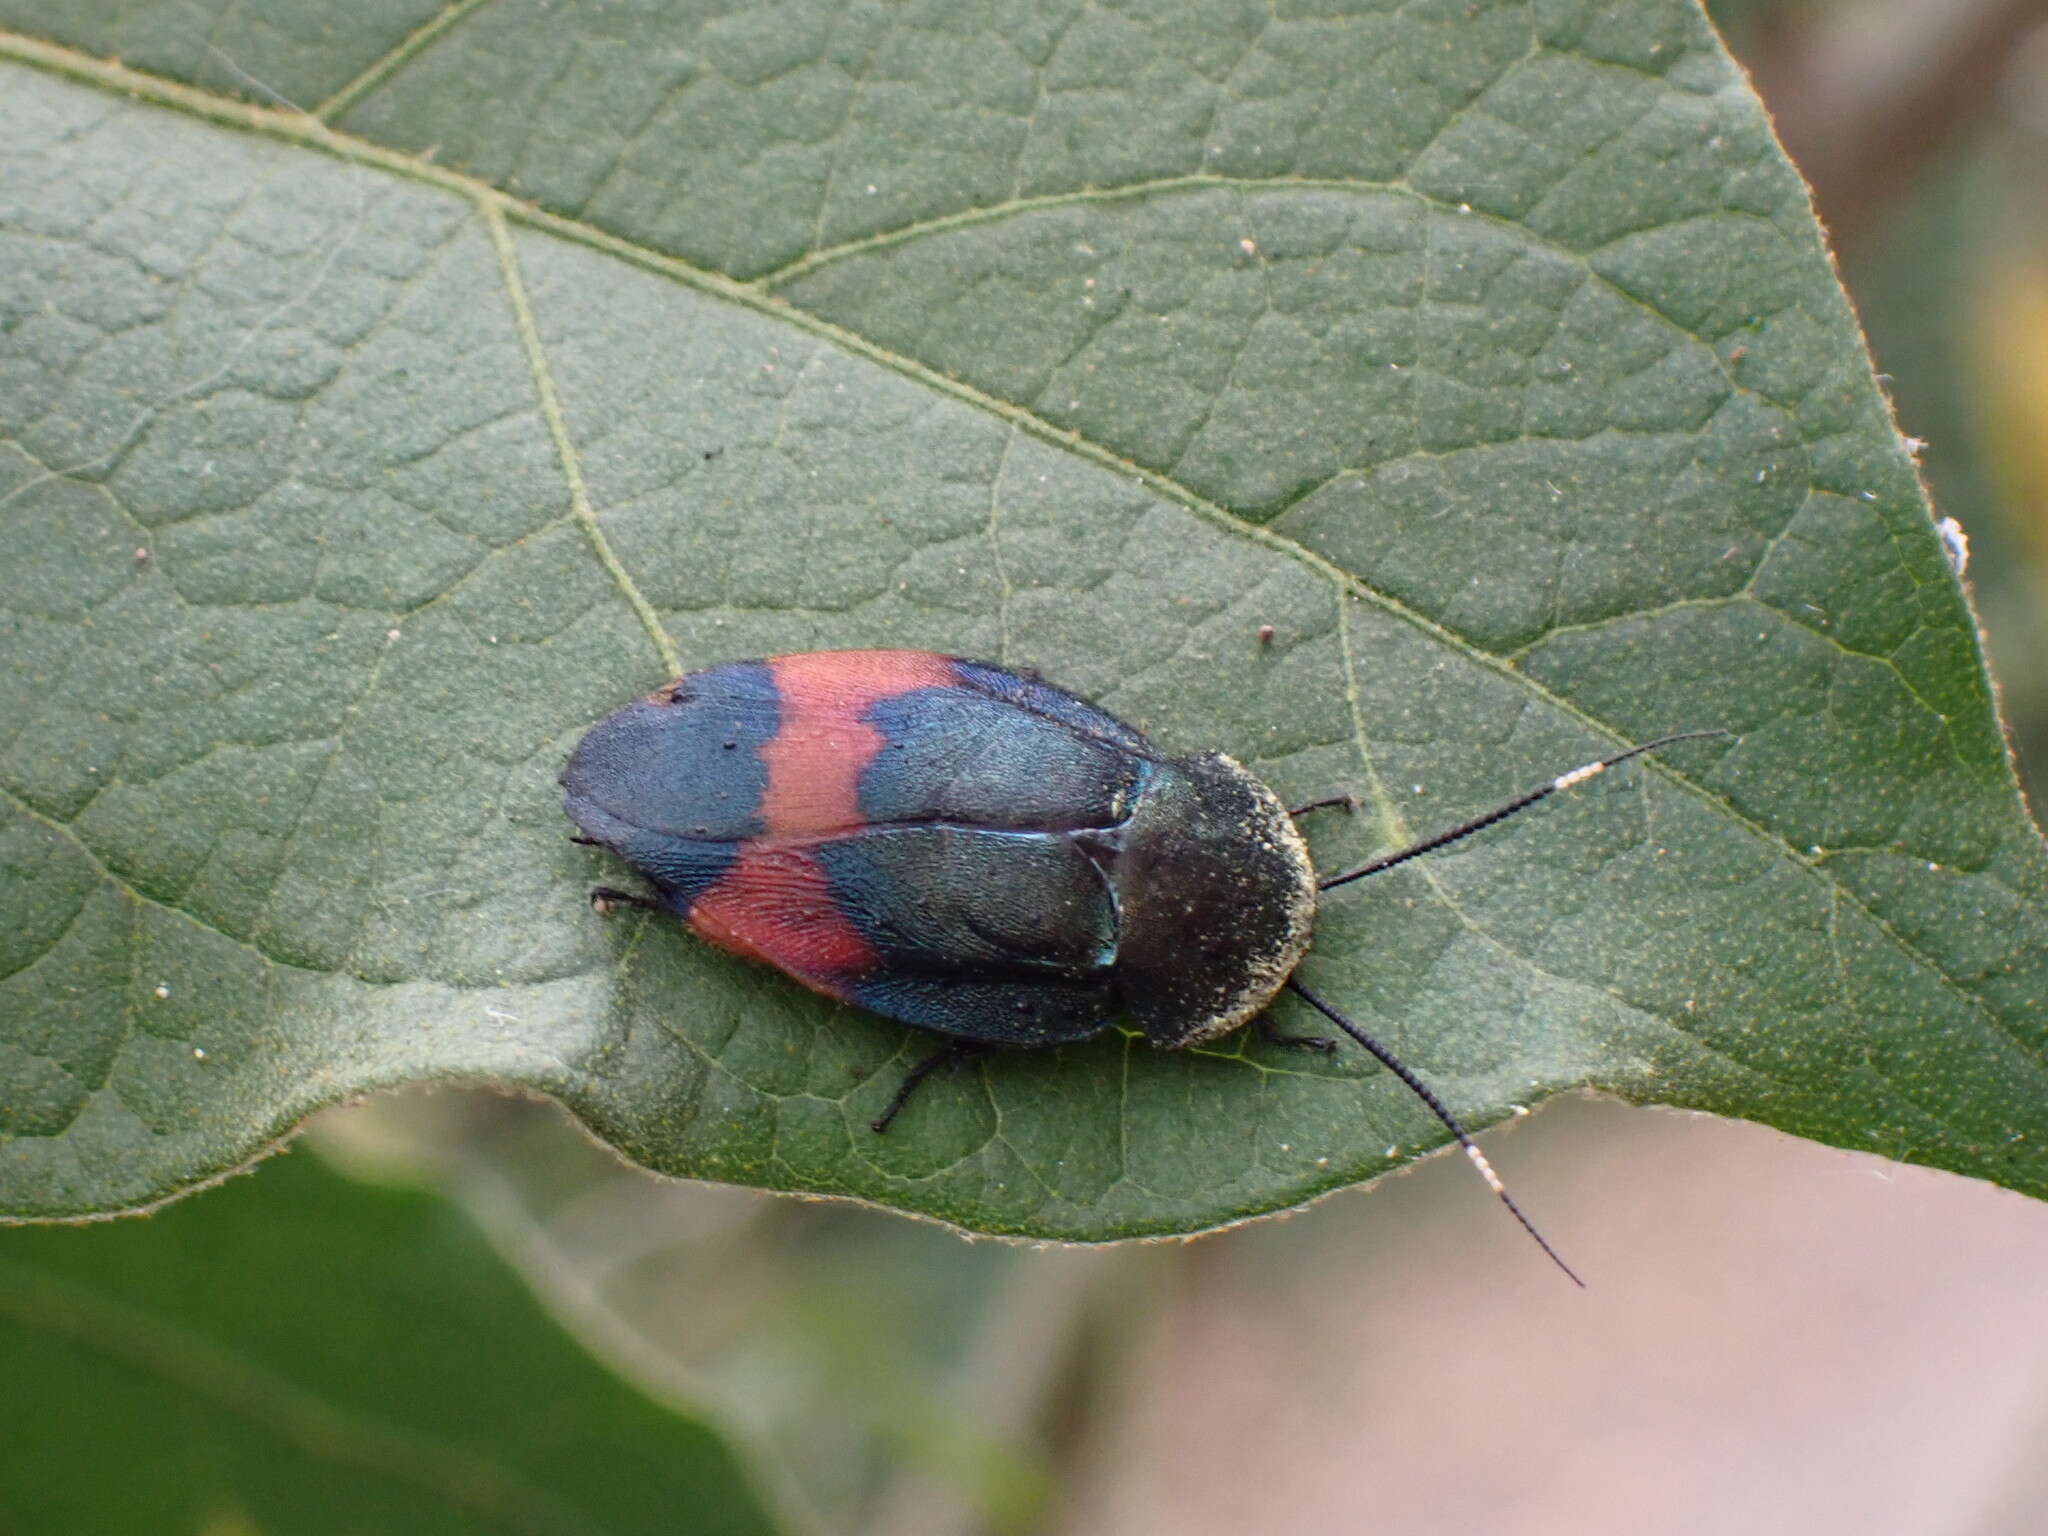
xmin=755 ymin=651 xmax=957 ymax=837
xmin=686 ymin=652 xmax=956 ymax=994
xmin=688 ymin=845 xmax=876 ymax=995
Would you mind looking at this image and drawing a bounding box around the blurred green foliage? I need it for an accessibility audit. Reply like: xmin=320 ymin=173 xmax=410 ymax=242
xmin=0 ymin=1148 xmax=779 ymax=1534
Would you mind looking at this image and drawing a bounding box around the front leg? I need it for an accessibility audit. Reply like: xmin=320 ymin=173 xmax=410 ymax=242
xmin=1287 ymin=792 xmax=1359 ymax=820
xmin=1254 ymin=1011 xmax=1337 ymax=1059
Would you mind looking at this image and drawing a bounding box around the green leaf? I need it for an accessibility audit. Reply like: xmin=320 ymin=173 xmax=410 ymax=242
xmin=2 ymin=4 xmax=2044 ymax=1240
xmin=0 ymin=1148 xmax=782 ymax=1533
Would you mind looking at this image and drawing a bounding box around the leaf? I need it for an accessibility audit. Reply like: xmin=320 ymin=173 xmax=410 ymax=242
xmin=0 ymin=1147 xmax=783 ymax=1534
xmin=2 ymin=5 xmax=2044 ymax=1241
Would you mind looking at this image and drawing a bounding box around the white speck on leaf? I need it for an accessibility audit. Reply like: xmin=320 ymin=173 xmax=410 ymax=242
xmin=1937 ymin=516 xmax=1968 ymax=574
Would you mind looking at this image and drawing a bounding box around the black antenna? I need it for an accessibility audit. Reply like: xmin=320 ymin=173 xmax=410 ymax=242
xmin=1296 ymin=728 xmax=1727 ymax=1283
xmin=1316 ymin=731 xmax=1726 ymax=891
xmin=1286 ymin=977 xmax=1584 ymax=1287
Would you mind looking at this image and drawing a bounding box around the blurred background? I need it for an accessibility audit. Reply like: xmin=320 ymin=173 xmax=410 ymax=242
xmin=10 ymin=1 xmax=2048 ymax=1531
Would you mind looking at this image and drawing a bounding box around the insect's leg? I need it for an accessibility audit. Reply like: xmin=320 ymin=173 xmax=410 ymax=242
xmin=1253 ymin=1011 xmax=1338 ymax=1059
xmin=871 ymin=1041 xmax=987 ymax=1133
xmin=1288 ymin=793 xmax=1359 ymax=819
xmin=588 ymin=885 xmax=662 ymax=915
xmin=569 ymin=834 xmax=605 ymax=847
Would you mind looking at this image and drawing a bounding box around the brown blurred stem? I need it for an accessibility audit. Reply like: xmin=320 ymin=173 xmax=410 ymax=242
xmin=1745 ymin=0 xmax=2048 ymax=254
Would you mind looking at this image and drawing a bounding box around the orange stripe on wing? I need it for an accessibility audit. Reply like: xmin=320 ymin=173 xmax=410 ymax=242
xmin=688 ymin=844 xmax=877 ymax=995
xmin=686 ymin=653 xmax=956 ymax=995
xmin=756 ymin=651 xmax=957 ymax=836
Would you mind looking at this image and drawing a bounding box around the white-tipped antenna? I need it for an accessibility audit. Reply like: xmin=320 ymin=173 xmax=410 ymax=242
xmin=1291 ymin=728 xmax=1729 ymax=1282
xmin=1316 ymin=730 xmax=1728 ymax=892
xmin=1286 ymin=978 xmax=1583 ymax=1286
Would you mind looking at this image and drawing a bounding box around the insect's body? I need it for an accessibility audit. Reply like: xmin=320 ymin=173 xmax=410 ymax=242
xmin=565 ymin=647 xmax=1718 ymax=1283
xmin=560 ymin=650 xmax=1315 ymax=1051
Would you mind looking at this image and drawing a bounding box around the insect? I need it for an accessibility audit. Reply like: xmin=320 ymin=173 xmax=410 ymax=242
xmin=562 ymin=649 xmax=1717 ymax=1282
